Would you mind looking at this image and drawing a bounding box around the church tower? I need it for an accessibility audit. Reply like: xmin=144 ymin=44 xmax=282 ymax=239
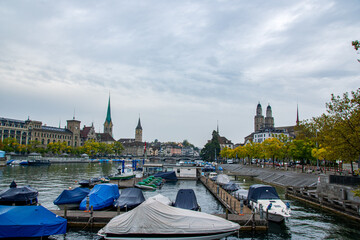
xmin=254 ymin=103 xmax=264 ymax=132
xmin=135 ymin=116 xmax=142 ymax=142
xmin=265 ymin=104 xmax=274 ymax=129
xmin=103 ymin=95 xmax=113 ymax=137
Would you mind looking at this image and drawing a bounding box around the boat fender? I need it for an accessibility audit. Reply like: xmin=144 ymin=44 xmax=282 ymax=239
xmin=267 ymin=203 xmax=272 ymax=210
xmin=286 ymin=202 xmax=291 ymax=209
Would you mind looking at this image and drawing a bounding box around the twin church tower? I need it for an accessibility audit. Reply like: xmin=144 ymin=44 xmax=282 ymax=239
xmin=254 ymin=103 xmax=274 ymax=132
xmin=103 ymin=95 xmax=142 ymax=142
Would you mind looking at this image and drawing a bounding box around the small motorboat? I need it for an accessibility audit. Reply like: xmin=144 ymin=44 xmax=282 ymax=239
xmin=114 ymin=188 xmax=145 ymax=210
xmin=173 ymin=189 xmax=200 ymax=211
xmin=0 ymin=205 xmax=67 ymax=238
xmin=27 ymin=159 xmax=51 ymax=165
xmin=223 ymin=182 xmax=241 ymax=192
xmin=109 ymin=166 xmax=136 ymax=180
xmin=247 ymin=184 xmax=291 ymax=222
xmin=78 ymin=179 xmax=95 ymax=188
xmin=154 ymin=171 xmax=178 ymax=181
xmin=0 ymin=181 xmax=38 ymax=206
xmin=54 ymin=187 xmax=90 ymax=210
xmin=231 ymin=188 xmax=248 ymax=202
xmin=79 ymin=183 xmax=120 ymax=211
xmin=148 ymin=194 xmax=172 ymax=206
xmin=216 ymin=174 xmax=230 ymax=186
xmin=98 ymin=198 xmax=240 ymax=240
xmin=135 ymin=176 xmax=164 ymax=190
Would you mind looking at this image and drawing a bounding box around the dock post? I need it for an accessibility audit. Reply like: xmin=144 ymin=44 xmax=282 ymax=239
xmin=117 ymin=206 xmax=120 ymax=215
xmin=90 ymin=206 xmax=94 ymax=228
xmin=64 ymin=205 xmax=67 ymax=219
xmin=240 ymin=200 xmax=244 ymax=215
xmin=259 ymin=204 xmax=263 ymax=219
xmin=226 ymin=208 xmax=228 ymax=220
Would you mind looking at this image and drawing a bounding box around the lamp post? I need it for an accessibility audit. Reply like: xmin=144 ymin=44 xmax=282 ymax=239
xmin=316 ymin=129 xmax=319 ymax=170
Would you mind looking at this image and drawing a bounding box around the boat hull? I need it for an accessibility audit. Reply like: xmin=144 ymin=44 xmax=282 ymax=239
xmin=100 ymin=230 xmax=238 ymax=240
xmin=57 ymin=203 xmax=80 ymax=210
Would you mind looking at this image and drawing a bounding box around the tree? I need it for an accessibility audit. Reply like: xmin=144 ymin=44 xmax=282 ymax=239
xmin=352 ymin=40 xmax=360 ymax=62
xmin=112 ymin=141 xmax=124 ymax=156
xmin=2 ymin=138 xmax=18 ymax=152
xmin=262 ymin=137 xmax=283 ymax=168
xmin=200 ymin=130 xmax=220 ymax=162
xmin=289 ymin=139 xmax=315 ymax=172
xmin=314 ymin=89 xmax=360 ymax=174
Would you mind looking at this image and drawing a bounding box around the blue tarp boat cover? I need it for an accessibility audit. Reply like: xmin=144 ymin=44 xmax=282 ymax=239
xmin=0 ymin=182 xmax=38 ymax=205
xmin=223 ymin=182 xmax=240 ymax=191
xmin=54 ymin=187 xmax=90 ymax=205
xmin=173 ymin=189 xmax=199 ymax=211
xmin=154 ymin=171 xmax=178 ymax=181
xmin=0 ymin=205 xmax=67 ymax=238
xmin=247 ymin=184 xmax=280 ymax=203
xmin=114 ymin=188 xmax=145 ymax=209
xmin=79 ymin=184 xmax=119 ymax=210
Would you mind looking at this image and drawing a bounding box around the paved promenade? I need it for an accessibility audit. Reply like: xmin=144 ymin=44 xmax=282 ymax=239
xmin=220 ymin=164 xmax=319 ymax=187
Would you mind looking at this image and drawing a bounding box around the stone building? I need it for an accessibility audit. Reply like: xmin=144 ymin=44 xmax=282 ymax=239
xmin=0 ymin=117 xmax=81 ymax=147
xmin=245 ymin=103 xmax=297 ymax=144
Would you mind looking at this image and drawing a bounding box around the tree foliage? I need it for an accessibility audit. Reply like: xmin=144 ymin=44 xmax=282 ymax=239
xmin=200 ymin=130 xmax=220 ymax=162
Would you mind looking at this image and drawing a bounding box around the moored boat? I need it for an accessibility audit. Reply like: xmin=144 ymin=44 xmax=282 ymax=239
xmin=0 ymin=181 xmax=38 ymax=206
xmin=0 ymin=205 xmax=67 ymax=238
xmin=98 ymin=198 xmax=240 ymax=240
xmin=27 ymin=159 xmax=51 ymax=166
xmin=173 ymin=189 xmax=200 ymax=211
xmin=79 ymin=183 xmax=120 ymax=211
xmin=154 ymin=171 xmax=178 ymax=181
xmin=216 ymin=174 xmax=230 ymax=186
xmin=114 ymin=188 xmax=145 ymax=210
xmin=109 ymin=166 xmax=136 ymax=180
xmin=247 ymin=184 xmax=291 ymax=222
xmin=148 ymin=194 xmax=172 ymax=206
xmin=54 ymin=187 xmax=90 ymax=210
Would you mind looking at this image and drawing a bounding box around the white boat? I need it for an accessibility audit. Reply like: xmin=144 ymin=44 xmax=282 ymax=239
xmin=216 ymin=174 xmax=230 ymax=185
xmin=247 ymin=184 xmax=291 ymax=223
xmin=98 ymin=198 xmax=240 ymax=240
xmin=109 ymin=166 xmax=135 ymax=180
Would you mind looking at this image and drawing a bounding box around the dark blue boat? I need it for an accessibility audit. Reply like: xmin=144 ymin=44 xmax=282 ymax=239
xmin=0 ymin=181 xmax=38 ymax=206
xmin=79 ymin=184 xmax=119 ymax=210
xmin=54 ymin=187 xmax=90 ymax=210
xmin=173 ymin=189 xmax=200 ymax=211
xmin=114 ymin=188 xmax=145 ymax=210
xmin=247 ymin=184 xmax=280 ymax=206
xmin=154 ymin=171 xmax=178 ymax=181
xmin=0 ymin=205 xmax=67 ymax=238
xmin=223 ymin=182 xmax=240 ymax=192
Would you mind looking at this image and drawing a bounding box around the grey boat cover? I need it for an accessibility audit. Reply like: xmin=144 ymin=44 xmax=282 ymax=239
xmin=99 ymin=198 xmax=240 ymax=236
xmin=216 ymin=174 xmax=230 ymax=185
xmin=148 ymin=194 xmax=172 ymax=205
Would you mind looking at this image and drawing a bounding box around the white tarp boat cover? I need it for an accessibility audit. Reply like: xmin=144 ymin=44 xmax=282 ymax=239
xmin=148 ymin=194 xmax=172 ymax=205
xmin=216 ymin=174 xmax=230 ymax=185
xmin=98 ymin=198 xmax=239 ymax=236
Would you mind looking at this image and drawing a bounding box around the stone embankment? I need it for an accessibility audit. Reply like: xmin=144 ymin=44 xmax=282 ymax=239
xmin=221 ymin=164 xmax=318 ymax=187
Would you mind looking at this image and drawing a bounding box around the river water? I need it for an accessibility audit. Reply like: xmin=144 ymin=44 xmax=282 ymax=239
xmin=0 ymin=162 xmax=359 ymax=240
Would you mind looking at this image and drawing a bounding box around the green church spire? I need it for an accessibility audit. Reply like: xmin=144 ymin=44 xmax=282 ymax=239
xmin=106 ymin=95 xmax=111 ymax=123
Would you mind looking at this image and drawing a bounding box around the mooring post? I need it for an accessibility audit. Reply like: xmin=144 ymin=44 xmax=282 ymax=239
xmin=240 ymin=200 xmax=244 ymax=215
xmin=64 ymin=205 xmax=67 ymax=219
xmin=117 ymin=206 xmax=120 ymax=215
xmin=226 ymin=208 xmax=228 ymax=219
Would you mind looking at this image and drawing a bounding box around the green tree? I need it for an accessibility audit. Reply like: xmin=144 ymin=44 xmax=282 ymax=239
xmin=112 ymin=141 xmax=124 ymax=156
xmin=2 ymin=138 xmax=18 ymax=152
xmin=289 ymin=139 xmax=315 ymax=172
xmin=262 ymin=137 xmax=283 ymax=168
xmin=352 ymin=40 xmax=360 ymax=62
xmin=200 ymin=130 xmax=220 ymax=162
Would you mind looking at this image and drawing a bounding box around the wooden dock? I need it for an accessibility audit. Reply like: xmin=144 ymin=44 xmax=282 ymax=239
xmin=199 ymin=176 xmax=268 ymax=231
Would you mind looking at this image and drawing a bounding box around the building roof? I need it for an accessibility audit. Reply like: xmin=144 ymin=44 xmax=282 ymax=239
xmin=80 ymin=126 xmax=93 ymax=138
xmin=97 ymin=133 xmax=115 ymax=142
xmin=218 ymin=136 xmax=233 ymax=145
xmin=41 ymin=126 xmax=72 ymax=133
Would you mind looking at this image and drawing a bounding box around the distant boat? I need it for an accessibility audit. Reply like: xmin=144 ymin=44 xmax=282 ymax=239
xmin=0 ymin=205 xmax=67 ymax=238
xmin=114 ymin=188 xmax=145 ymax=210
xmin=154 ymin=171 xmax=178 ymax=181
xmin=27 ymin=159 xmax=51 ymax=166
xmin=247 ymin=184 xmax=291 ymax=222
xmin=109 ymin=166 xmax=135 ymax=180
xmin=216 ymin=174 xmax=230 ymax=186
xmin=54 ymin=187 xmax=90 ymax=210
xmin=173 ymin=189 xmax=200 ymax=211
xmin=231 ymin=188 xmax=248 ymax=202
xmin=98 ymin=198 xmax=240 ymax=240
xmin=79 ymin=184 xmax=120 ymax=211
xmin=223 ymin=182 xmax=241 ymax=192
xmin=0 ymin=181 xmax=38 ymax=206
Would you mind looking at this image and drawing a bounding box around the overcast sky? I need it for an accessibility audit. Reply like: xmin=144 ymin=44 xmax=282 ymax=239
xmin=1 ymin=0 xmax=359 ymax=147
